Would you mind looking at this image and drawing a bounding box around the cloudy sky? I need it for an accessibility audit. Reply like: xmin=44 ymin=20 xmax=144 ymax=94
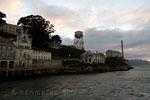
xmin=0 ymin=0 xmax=150 ymax=60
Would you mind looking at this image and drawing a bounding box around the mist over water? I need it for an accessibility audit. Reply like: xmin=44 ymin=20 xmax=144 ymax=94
xmin=0 ymin=66 xmax=150 ymax=100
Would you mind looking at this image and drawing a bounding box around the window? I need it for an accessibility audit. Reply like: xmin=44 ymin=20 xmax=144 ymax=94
xmin=8 ymin=47 xmax=10 ymax=50
xmin=10 ymin=47 xmax=12 ymax=50
xmin=2 ymin=46 xmax=5 ymax=50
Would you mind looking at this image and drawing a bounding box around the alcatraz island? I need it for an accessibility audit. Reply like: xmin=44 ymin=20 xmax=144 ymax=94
xmin=0 ymin=12 xmax=133 ymax=80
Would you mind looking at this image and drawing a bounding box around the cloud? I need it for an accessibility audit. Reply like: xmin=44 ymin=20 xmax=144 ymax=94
xmin=62 ymin=37 xmax=73 ymax=45
xmin=117 ymin=7 xmax=150 ymax=29
xmin=0 ymin=0 xmax=150 ymax=60
xmin=0 ymin=0 xmax=22 ymax=15
xmin=83 ymin=24 xmax=150 ymax=60
xmin=0 ymin=0 xmax=23 ymax=24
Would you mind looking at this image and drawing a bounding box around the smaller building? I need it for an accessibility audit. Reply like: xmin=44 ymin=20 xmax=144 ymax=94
xmin=93 ymin=53 xmax=105 ymax=64
xmin=32 ymin=50 xmax=53 ymax=67
xmin=33 ymin=50 xmax=51 ymax=60
xmin=81 ymin=51 xmax=105 ymax=64
xmin=0 ymin=38 xmax=16 ymax=68
xmin=106 ymin=50 xmax=121 ymax=58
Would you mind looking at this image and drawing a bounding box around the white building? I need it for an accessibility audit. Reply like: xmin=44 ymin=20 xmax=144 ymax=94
xmin=33 ymin=50 xmax=51 ymax=60
xmin=15 ymin=33 xmax=33 ymax=67
xmin=93 ymin=53 xmax=105 ymax=64
xmin=81 ymin=51 xmax=105 ymax=64
xmin=16 ymin=32 xmax=32 ymax=49
xmin=106 ymin=50 xmax=121 ymax=58
xmin=32 ymin=50 xmax=52 ymax=67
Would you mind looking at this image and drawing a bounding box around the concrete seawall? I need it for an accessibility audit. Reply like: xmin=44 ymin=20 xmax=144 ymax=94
xmin=32 ymin=59 xmax=62 ymax=68
xmin=0 ymin=65 xmax=132 ymax=80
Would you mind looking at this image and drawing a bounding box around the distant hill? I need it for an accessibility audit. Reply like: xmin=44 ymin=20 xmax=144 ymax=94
xmin=129 ymin=59 xmax=150 ymax=66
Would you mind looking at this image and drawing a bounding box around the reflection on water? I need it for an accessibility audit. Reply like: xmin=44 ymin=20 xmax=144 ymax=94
xmin=0 ymin=66 xmax=150 ymax=100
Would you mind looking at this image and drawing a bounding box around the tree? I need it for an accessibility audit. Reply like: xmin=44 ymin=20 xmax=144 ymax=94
xmin=17 ymin=15 xmax=55 ymax=48
xmin=50 ymin=35 xmax=62 ymax=44
xmin=0 ymin=11 xmax=6 ymax=25
xmin=58 ymin=46 xmax=85 ymax=58
xmin=105 ymin=57 xmax=127 ymax=67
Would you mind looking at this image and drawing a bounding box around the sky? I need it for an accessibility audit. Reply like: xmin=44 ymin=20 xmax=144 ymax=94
xmin=0 ymin=0 xmax=150 ymax=60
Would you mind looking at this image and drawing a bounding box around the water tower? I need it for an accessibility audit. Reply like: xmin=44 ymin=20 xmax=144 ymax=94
xmin=74 ymin=31 xmax=84 ymax=50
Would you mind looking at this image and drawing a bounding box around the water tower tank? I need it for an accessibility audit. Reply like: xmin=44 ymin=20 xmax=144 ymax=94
xmin=74 ymin=31 xmax=84 ymax=50
xmin=75 ymin=31 xmax=83 ymax=38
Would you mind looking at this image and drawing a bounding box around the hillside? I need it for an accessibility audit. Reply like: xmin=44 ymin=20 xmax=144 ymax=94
xmin=129 ymin=59 xmax=150 ymax=66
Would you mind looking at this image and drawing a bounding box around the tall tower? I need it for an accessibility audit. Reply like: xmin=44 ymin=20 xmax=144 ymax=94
xmin=121 ymin=40 xmax=124 ymax=59
xmin=74 ymin=31 xmax=84 ymax=50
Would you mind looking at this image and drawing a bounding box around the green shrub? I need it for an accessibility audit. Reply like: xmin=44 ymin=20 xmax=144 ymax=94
xmin=105 ymin=57 xmax=127 ymax=67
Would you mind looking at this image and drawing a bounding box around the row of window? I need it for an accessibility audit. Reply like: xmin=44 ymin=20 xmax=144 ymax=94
xmin=33 ymin=51 xmax=51 ymax=55
xmin=34 ymin=56 xmax=51 ymax=59
xmin=94 ymin=56 xmax=105 ymax=59
xmin=94 ymin=59 xmax=105 ymax=63
xmin=3 ymin=29 xmax=16 ymax=34
xmin=0 ymin=45 xmax=15 ymax=51
xmin=0 ymin=53 xmax=15 ymax=59
xmin=1 ymin=25 xmax=23 ymax=34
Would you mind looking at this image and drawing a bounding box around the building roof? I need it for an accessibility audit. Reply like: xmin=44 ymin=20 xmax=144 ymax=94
xmin=81 ymin=51 xmax=93 ymax=56
xmin=0 ymin=37 xmax=15 ymax=46
xmin=106 ymin=50 xmax=121 ymax=54
xmin=94 ymin=53 xmax=105 ymax=57
xmin=81 ymin=51 xmax=105 ymax=57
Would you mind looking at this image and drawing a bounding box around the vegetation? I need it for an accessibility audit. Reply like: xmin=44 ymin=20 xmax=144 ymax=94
xmin=62 ymin=60 xmax=105 ymax=67
xmin=105 ymin=57 xmax=127 ymax=67
xmin=17 ymin=15 xmax=61 ymax=48
xmin=0 ymin=11 xmax=6 ymax=25
xmin=62 ymin=60 xmax=89 ymax=67
xmin=1 ymin=13 xmax=82 ymax=59
xmin=58 ymin=45 xmax=85 ymax=58
xmin=49 ymin=35 xmax=62 ymax=44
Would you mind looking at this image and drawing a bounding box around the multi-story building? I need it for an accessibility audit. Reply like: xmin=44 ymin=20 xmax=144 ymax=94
xmin=15 ymin=33 xmax=33 ymax=67
xmin=93 ymin=53 xmax=105 ymax=64
xmin=0 ymin=38 xmax=16 ymax=68
xmin=81 ymin=51 xmax=105 ymax=64
xmin=0 ymin=23 xmax=23 ymax=36
xmin=106 ymin=50 xmax=122 ymax=58
xmin=0 ymin=23 xmax=54 ymax=68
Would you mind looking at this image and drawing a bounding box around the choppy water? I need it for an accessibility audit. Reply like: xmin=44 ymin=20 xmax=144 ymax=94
xmin=0 ymin=66 xmax=150 ymax=100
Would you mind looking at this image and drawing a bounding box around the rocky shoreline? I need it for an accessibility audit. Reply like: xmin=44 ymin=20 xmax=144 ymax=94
xmin=52 ymin=65 xmax=133 ymax=74
xmin=0 ymin=65 xmax=133 ymax=80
